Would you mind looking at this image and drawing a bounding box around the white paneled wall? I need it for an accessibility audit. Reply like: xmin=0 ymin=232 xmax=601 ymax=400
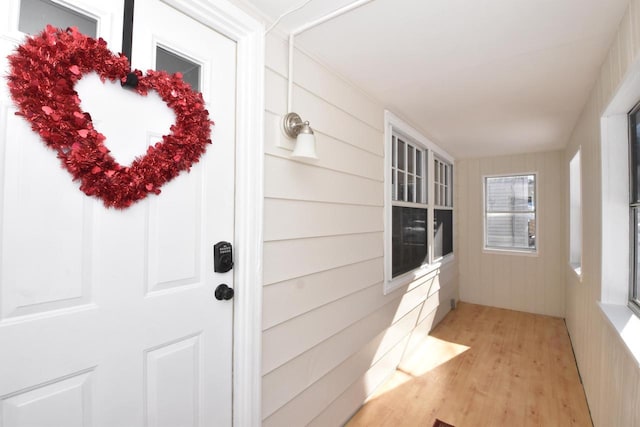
xmin=457 ymin=151 xmax=565 ymax=317
xmin=563 ymin=0 xmax=640 ymax=425
xmin=261 ymin=33 xmax=458 ymax=425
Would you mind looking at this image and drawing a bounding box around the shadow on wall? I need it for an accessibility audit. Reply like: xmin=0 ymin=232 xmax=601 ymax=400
xmin=297 ymin=269 xmax=456 ymax=426
xmin=261 ymin=256 xmax=457 ymax=426
xmin=335 ymin=290 xmax=461 ymax=426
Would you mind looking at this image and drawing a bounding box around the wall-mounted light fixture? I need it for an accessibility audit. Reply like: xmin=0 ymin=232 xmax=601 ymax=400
xmin=268 ymin=0 xmax=375 ymax=161
xmin=282 ymin=112 xmax=317 ymax=159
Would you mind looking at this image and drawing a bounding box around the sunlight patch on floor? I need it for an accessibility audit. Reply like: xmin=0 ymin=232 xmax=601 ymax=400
xmin=366 ymin=335 xmax=469 ymax=402
xmin=346 ymin=303 xmax=592 ymax=427
xmin=363 ymin=370 xmax=414 ymax=404
xmin=399 ymin=335 xmax=469 ymax=377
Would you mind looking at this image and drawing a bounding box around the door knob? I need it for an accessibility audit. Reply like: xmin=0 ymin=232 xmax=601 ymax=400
xmin=214 ymin=284 xmax=234 ymax=301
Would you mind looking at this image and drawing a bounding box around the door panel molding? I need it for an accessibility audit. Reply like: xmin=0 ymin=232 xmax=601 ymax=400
xmin=161 ymin=1 xmax=265 ymax=425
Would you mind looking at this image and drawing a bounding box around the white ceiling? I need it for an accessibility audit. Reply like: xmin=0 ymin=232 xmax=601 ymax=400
xmin=246 ymin=0 xmax=630 ymax=159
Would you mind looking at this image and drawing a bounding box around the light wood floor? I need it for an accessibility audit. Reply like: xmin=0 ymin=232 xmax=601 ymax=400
xmin=346 ymin=302 xmax=592 ymax=427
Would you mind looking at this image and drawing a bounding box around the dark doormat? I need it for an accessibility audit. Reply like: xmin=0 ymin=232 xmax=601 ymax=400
xmin=433 ymin=419 xmax=455 ymax=427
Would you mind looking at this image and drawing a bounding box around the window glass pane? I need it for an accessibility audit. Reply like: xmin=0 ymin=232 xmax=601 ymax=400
xmin=392 ymin=206 xmax=427 ymax=277
xmin=408 ymin=146 xmax=414 ymax=174
xmin=416 ymin=177 xmax=422 ymax=204
xmin=398 ymin=171 xmax=405 ymax=202
xmin=398 ymin=139 xmax=405 ymax=171
xmin=486 ymin=212 xmax=536 ymax=250
xmin=408 ymin=175 xmax=414 ymax=202
xmin=448 ymin=166 xmax=453 ymax=207
xmin=631 ymin=110 xmax=640 ymax=203
xmin=392 ymin=168 xmax=396 ymax=201
xmin=486 ymin=175 xmax=535 ymax=212
xmin=445 ymin=184 xmax=450 ymax=207
xmin=434 ymin=209 xmax=453 ymax=259
xmin=629 ymin=107 xmax=640 ymax=311
xmin=392 ymin=136 xmax=397 ymax=168
xmin=528 ymin=182 xmax=535 ymax=209
xmin=156 ymin=47 xmax=201 ymax=91
xmin=634 ymin=208 xmax=640 ymax=302
xmin=416 ymin=150 xmax=422 ymax=176
xmin=19 ymin=0 xmax=97 ymax=37
xmin=425 ymin=158 xmax=428 ymax=202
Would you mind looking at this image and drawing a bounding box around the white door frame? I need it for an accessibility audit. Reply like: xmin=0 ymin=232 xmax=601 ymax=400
xmin=162 ymin=1 xmax=264 ymax=425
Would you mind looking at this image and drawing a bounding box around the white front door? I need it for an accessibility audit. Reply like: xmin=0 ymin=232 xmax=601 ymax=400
xmin=0 ymin=0 xmax=236 ymax=425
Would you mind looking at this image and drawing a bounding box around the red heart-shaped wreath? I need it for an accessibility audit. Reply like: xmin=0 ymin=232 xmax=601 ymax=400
xmin=6 ymin=25 xmax=213 ymax=208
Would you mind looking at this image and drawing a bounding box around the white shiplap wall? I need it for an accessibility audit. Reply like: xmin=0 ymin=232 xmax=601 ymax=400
xmin=456 ymin=151 xmax=565 ymax=318
xmin=261 ymin=33 xmax=458 ymax=425
xmin=563 ymin=0 xmax=640 ymax=425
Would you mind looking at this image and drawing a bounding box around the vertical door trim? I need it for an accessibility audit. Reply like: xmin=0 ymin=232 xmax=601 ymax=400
xmin=157 ymin=1 xmax=264 ymax=425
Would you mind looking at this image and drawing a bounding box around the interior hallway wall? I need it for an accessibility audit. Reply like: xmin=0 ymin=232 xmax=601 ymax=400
xmin=562 ymin=0 xmax=640 ymax=425
xmin=260 ymin=32 xmax=458 ymax=425
xmin=456 ymin=151 xmax=565 ymax=318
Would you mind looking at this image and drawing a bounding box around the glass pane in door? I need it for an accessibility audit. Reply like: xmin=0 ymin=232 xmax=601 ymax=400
xmin=19 ymin=0 xmax=97 ymax=36
xmin=156 ymin=46 xmax=201 ymax=91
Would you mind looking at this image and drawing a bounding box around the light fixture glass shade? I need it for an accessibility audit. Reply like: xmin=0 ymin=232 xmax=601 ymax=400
xmin=291 ymin=131 xmax=317 ymax=159
xmin=282 ymin=112 xmax=318 ymax=160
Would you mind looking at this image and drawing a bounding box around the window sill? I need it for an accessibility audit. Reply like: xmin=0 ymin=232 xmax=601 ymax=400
xmin=482 ymin=247 xmax=538 ymax=257
xmin=384 ymin=254 xmax=455 ymax=295
xmin=598 ymin=302 xmax=640 ymax=367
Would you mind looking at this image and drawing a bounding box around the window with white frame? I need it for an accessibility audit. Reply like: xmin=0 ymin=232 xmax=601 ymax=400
xmin=385 ymin=111 xmax=454 ymax=293
xmin=434 ymin=157 xmax=453 ymax=259
xmin=629 ymin=103 xmax=640 ymax=313
xmin=569 ymin=149 xmax=582 ymax=273
xmin=391 ymin=133 xmax=428 ymax=278
xmin=484 ymin=174 xmax=537 ymax=252
xmin=601 ymin=94 xmax=640 ymax=322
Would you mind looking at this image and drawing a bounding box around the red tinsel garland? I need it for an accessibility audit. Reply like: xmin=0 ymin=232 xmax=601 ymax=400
xmin=6 ymin=25 xmax=213 ymax=209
